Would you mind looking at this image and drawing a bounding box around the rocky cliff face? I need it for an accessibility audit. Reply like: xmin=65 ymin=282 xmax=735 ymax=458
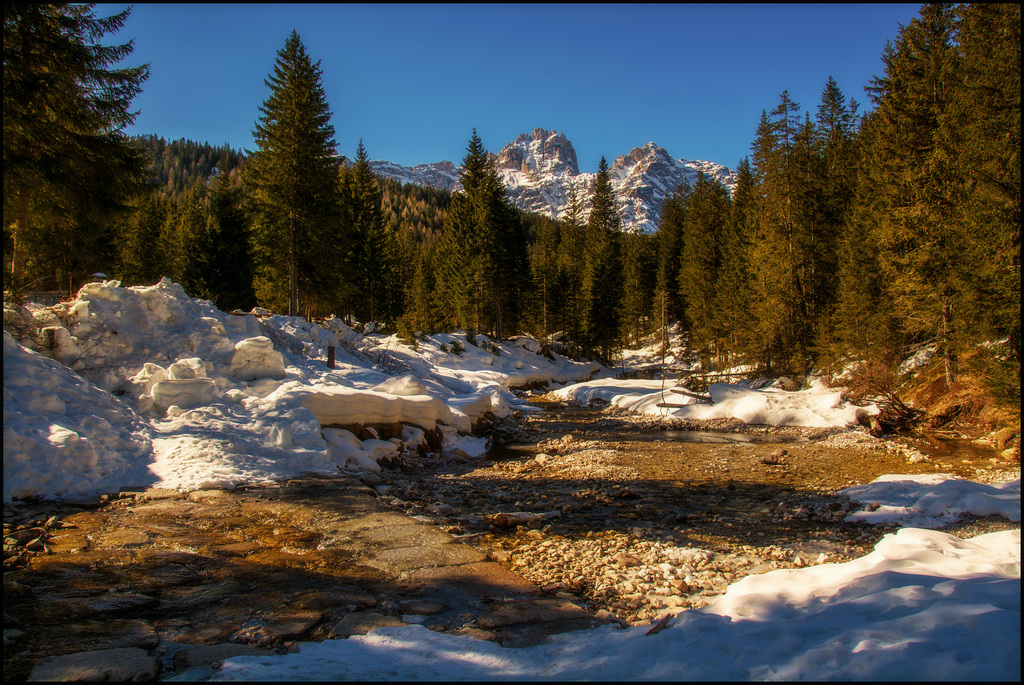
xmin=370 ymin=128 xmax=735 ymax=234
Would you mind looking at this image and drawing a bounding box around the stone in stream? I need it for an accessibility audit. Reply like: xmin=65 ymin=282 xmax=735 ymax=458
xmin=327 ymin=612 xmax=409 ymax=638
xmin=173 ymin=644 xmax=274 ymax=672
xmin=28 ymin=647 xmax=161 ymax=682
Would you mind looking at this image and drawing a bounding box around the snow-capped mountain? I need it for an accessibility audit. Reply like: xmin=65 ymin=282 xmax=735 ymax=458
xmin=369 ymin=128 xmax=736 ymax=234
xmin=368 ymin=159 xmax=462 ymax=191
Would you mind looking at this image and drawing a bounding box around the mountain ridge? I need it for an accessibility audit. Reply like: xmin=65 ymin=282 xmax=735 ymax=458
xmin=369 ymin=127 xmax=736 ymax=233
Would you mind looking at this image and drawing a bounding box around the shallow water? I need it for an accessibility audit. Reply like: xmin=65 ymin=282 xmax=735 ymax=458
xmin=907 ymin=432 xmax=1000 ymax=461
xmin=661 ymin=431 xmax=807 ymax=444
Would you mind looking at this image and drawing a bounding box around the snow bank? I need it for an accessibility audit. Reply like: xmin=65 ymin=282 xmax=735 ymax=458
xmin=190 ymin=528 xmax=1021 ymax=682
xmin=549 ymin=378 xmax=669 ymax=405
xmin=323 ymin=428 xmax=401 ymax=473
xmin=3 ymin=332 xmax=155 ymax=501
xmin=552 ymin=378 xmax=874 ymax=428
xmin=3 ymin=279 xmax=598 ymax=502
xmin=841 ymin=474 xmax=1021 ymax=528
xmin=300 ymin=387 xmax=464 ymax=432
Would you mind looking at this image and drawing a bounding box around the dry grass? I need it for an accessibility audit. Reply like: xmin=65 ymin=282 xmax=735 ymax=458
xmin=901 ymin=349 xmax=1020 ymax=433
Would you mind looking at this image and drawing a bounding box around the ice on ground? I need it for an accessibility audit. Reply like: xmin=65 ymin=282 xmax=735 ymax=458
xmin=182 ymin=528 xmax=1020 ymax=682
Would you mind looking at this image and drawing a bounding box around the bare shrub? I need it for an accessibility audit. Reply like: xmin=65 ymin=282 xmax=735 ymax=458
xmin=841 ymin=361 xmax=924 ymax=433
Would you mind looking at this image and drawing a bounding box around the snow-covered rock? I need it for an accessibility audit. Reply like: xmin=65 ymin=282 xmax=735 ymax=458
xmin=300 ymin=387 xmax=465 ymax=432
xmin=151 ymin=378 xmax=218 ymax=410
xmin=228 ymin=336 xmax=286 ymax=381
xmin=372 ymin=374 xmax=429 ymax=396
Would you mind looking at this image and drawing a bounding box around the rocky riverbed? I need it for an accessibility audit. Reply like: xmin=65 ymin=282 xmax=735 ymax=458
xmin=376 ymin=398 xmax=1021 ymax=624
xmin=3 ymin=397 xmax=1019 ymax=681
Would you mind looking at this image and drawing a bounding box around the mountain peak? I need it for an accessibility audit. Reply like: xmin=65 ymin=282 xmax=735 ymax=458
xmin=496 ymin=127 xmax=579 ymax=177
xmin=370 ymin=128 xmax=735 ymax=234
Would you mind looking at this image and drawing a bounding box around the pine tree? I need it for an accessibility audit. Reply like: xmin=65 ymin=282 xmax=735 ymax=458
xmin=813 ymin=78 xmax=861 ymax=365
xmin=747 ymin=106 xmax=793 ymax=373
xmin=678 ymin=171 xmax=731 ymax=364
xmin=117 ymin=193 xmax=169 ymax=286
xmin=405 ymin=236 xmax=440 ymax=334
xmin=4 ymin=3 xmax=150 ymax=294
xmin=832 ymin=109 xmax=900 ymax=364
xmin=952 ymin=3 xmax=1020 ymax=368
xmin=206 ymin=169 xmax=254 ymax=311
xmin=436 ymin=130 xmax=487 ymax=331
xmin=558 ymin=179 xmax=587 ymax=354
xmin=347 ymin=140 xmax=397 ymax=325
xmin=619 ymin=231 xmax=657 ymax=348
xmin=246 ymin=30 xmax=342 ymax=317
xmin=713 ymin=158 xmax=755 ymax=363
xmin=581 ymin=157 xmax=622 ymax=362
xmin=654 ymin=181 xmax=690 ymax=339
xmin=815 ymin=77 xmax=860 ymax=232
xmin=435 ymin=130 xmax=526 ymax=337
xmin=747 ymin=89 xmax=842 ymax=373
xmin=175 ymin=185 xmax=214 ymax=300
xmin=791 ymin=111 xmax=832 ymax=348
xmin=528 ymin=215 xmax=564 ymax=338
xmin=862 ymin=4 xmax=965 ymax=387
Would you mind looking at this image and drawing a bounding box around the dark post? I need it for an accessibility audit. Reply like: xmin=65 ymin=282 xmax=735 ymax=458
xmin=327 ymin=345 xmax=335 ymax=369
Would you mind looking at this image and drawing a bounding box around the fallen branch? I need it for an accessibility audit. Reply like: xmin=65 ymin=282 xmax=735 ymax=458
xmin=645 ymin=614 xmax=672 ymax=636
xmin=669 ymin=387 xmax=712 ymax=403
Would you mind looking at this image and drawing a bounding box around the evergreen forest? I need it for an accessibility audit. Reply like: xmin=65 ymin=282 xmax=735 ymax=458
xmin=4 ymin=4 xmax=1019 ymax=411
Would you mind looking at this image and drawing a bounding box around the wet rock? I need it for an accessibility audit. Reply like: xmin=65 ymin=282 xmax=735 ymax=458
xmin=160 ymin=580 xmax=250 ymax=609
xmin=256 ymin=609 xmax=323 ymax=641
xmin=359 ymin=472 xmax=384 ymax=487
xmin=94 ymin=528 xmax=150 ymax=548
xmin=55 ymin=620 xmax=160 ymax=652
xmin=187 ymin=490 xmax=237 ymax=504
xmin=28 ymin=647 xmax=160 ymax=682
xmin=994 ymin=427 xmax=1017 ymax=452
xmin=450 ymin=626 xmax=497 ymax=641
xmin=173 ymin=644 xmax=274 ymax=672
xmin=4 ymin=629 xmax=25 ymax=646
xmin=5 ymin=527 xmax=46 ymax=546
xmin=327 ymin=612 xmax=408 ymax=638
xmin=400 ymin=600 xmax=450 ymax=615
xmin=36 ymin=593 xmax=158 ymax=620
xmin=176 ymin=623 xmax=236 ymax=645
xmin=292 ymin=589 xmax=378 ymax=611
xmin=141 ymin=488 xmax=184 ymax=501
xmin=476 ymin=598 xmax=591 ymax=629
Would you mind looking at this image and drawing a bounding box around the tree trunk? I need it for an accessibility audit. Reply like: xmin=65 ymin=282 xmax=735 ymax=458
xmin=9 ymin=193 xmax=30 ymax=292
xmin=942 ymin=302 xmax=955 ymax=388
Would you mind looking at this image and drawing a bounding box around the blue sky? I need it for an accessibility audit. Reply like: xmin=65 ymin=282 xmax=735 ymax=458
xmin=100 ymin=3 xmax=922 ymax=172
